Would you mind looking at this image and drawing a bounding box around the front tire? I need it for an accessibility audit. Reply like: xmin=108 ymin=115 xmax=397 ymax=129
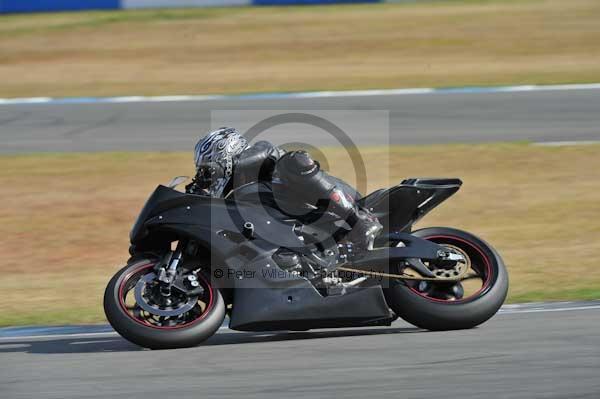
xmin=104 ymin=259 xmax=226 ymax=349
xmin=384 ymin=227 xmax=508 ymax=331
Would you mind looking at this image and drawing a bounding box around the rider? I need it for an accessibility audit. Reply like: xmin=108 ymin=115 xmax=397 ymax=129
xmin=186 ymin=127 xmax=382 ymax=251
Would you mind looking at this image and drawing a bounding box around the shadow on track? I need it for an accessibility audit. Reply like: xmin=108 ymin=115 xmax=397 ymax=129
xmin=0 ymin=326 xmax=421 ymax=354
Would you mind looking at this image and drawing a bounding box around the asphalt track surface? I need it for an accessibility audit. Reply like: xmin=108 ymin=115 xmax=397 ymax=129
xmin=1 ymin=302 xmax=599 ymax=399
xmin=1 ymin=88 xmax=600 ymax=152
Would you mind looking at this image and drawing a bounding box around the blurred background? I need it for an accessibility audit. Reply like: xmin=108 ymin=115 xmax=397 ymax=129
xmin=1 ymin=0 xmax=599 ymax=327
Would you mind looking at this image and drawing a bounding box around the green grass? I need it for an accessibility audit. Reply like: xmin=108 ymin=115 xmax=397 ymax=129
xmin=510 ymin=288 xmax=600 ymax=304
xmin=0 ymin=143 xmax=599 ymax=326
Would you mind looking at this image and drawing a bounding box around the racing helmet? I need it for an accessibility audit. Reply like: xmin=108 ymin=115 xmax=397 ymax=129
xmin=193 ymin=127 xmax=248 ymax=196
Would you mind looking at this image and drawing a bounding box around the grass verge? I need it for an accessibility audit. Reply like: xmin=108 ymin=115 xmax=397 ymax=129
xmin=1 ymin=0 xmax=600 ymax=98
xmin=0 ymin=143 xmax=599 ymax=326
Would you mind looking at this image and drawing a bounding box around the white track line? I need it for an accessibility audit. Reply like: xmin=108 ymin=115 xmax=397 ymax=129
xmin=498 ymin=305 xmax=600 ymax=314
xmin=1 ymin=83 xmax=600 ymax=106
xmin=533 ymin=140 xmax=600 ymax=147
xmin=0 ymin=326 xmax=230 ymax=342
xmin=0 ymin=302 xmax=598 ymax=342
xmin=0 ymin=331 xmax=120 ymax=341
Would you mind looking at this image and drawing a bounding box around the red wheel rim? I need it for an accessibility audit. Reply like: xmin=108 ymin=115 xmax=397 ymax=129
xmin=407 ymin=235 xmax=494 ymax=304
xmin=118 ymin=263 xmax=215 ymax=330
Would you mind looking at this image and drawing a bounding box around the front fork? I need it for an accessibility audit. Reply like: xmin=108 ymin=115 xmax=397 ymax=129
xmin=156 ymin=242 xmax=186 ymax=296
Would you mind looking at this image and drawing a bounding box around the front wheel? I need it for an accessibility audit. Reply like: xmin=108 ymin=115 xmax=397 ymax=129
xmin=104 ymin=259 xmax=226 ymax=349
xmin=384 ymin=227 xmax=508 ymax=331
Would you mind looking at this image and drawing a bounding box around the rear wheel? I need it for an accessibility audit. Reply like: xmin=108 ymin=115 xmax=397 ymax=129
xmin=104 ymin=259 xmax=225 ymax=349
xmin=384 ymin=227 xmax=508 ymax=330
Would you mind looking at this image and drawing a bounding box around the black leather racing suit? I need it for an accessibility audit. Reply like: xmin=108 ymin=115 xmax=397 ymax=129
xmin=233 ymin=141 xmax=382 ymax=250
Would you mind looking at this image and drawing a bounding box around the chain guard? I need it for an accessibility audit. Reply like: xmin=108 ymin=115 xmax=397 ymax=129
xmin=338 ymin=244 xmax=472 ymax=282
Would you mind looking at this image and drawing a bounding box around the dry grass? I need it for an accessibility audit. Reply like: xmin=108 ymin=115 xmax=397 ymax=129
xmin=1 ymin=0 xmax=600 ymax=98
xmin=0 ymin=143 xmax=599 ymax=326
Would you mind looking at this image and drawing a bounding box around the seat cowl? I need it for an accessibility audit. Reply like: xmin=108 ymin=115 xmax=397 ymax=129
xmin=401 ymin=178 xmax=462 ymax=187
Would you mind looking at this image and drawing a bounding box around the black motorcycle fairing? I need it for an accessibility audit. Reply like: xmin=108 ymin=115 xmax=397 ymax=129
xmin=231 ymin=285 xmax=395 ymax=331
xmin=359 ymin=178 xmax=462 ymax=232
xmin=130 ymin=185 xmax=189 ymax=243
xmin=228 ymin=251 xmax=394 ymax=331
xmin=136 ymin=193 xmax=318 ymax=254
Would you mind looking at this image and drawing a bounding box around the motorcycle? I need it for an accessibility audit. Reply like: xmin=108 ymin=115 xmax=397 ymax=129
xmin=104 ymin=176 xmax=508 ymax=349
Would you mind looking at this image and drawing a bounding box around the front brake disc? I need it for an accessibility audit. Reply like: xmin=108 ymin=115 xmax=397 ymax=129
xmin=134 ymin=273 xmax=198 ymax=317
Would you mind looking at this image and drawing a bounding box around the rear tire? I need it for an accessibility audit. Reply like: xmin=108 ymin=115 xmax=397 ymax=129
xmin=384 ymin=227 xmax=508 ymax=331
xmin=104 ymin=259 xmax=226 ymax=349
